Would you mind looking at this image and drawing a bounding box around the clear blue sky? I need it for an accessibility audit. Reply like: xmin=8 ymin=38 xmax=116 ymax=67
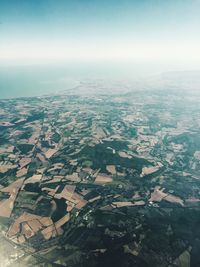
xmin=0 ymin=0 xmax=200 ymax=66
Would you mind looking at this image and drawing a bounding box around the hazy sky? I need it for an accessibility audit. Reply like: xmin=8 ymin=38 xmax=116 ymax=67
xmin=0 ymin=0 xmax=200 ymax=66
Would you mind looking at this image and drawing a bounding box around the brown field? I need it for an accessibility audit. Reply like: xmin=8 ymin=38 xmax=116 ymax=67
xmin=149 ymin=187 xmax=184 ymax=206
xmin=16 ymin=167 xmax=28 ymax=177
xmin=0 ymin=163 xmax=17 ymax=174
xmin=112 ymin=202 xmax=134 ymax=208
xmin=24 ymin=174 xmax=42 ymax=184
xmin=0 ymin=178 xmax=25 ymax=218
xmin=65 ymin=172 xmax=80 ymax=182
xmin=45 ymin=148 xmax=58 ymax=159
xmin=94 ymin=174 xmax=113 ymax=184
xmin=106 ymin=165 xmax=116 ymax=175
xmin=19 ymin=157 xmax=32 ymax=168
xmin=141 ymin=166 xmax=160 ymax=177
xmin=7 ymin=212 xmax=53 ymax=243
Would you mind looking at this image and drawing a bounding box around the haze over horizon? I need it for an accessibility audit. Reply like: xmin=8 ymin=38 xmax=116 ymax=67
xmin=0 ymin=0 xmax=200 ymax=71
xmin=0 ymin=0 xmax=200 ymax=99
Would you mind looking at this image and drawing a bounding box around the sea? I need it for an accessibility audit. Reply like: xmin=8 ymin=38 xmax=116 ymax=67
xmin=0 ymin=62 xmax=195 ymax=99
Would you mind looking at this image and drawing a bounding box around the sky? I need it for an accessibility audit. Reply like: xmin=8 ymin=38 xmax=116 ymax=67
xmin=0 ymin=0 xmax=200 ymax=67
